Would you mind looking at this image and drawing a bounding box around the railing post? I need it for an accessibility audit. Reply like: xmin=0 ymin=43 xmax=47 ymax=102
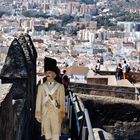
xmin=69 ymin=91 xmax=96 ymax=140
xmin=78 ymin=113 xmax=85 ymax=140
xmin=82 ymin=126 xmax=88 ymax=140
xmin=69 ymin=105 xmax=72 ymax=130
xmin=67 ymin=96 xmax=71 ymax=120
xmin=75 ymin=95 xmax=82 ymax=112
xmin=84 ymin=109 xmax=95 ymax=140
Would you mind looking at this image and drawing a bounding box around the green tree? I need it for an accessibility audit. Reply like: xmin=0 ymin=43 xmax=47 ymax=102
xmin=0 ymin=11 xmax=6 ymax=17
xmin=58 ymin=14 xmax=74 ymax=26
xmin=22 ymin=11 xmax=49 ymax=18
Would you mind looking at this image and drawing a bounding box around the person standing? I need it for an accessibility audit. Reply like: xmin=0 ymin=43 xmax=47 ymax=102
xmin=122 ymin=60 xmax=128 ymax=79
xmin=116 ymin=63 xmax=123 ymax=80
xmin=95 ymin=59 xmax=101 ymax=74
xmin=61 ymin=69 xmax=70 ymax=95
xmin=35 ymin=57 xmax=65 ymax=140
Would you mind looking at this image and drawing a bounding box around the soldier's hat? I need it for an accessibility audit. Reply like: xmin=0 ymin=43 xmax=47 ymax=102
xmin=44 ymin=57 xmax=60 ymax=74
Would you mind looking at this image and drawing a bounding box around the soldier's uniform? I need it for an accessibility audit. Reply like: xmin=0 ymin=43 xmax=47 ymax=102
xmin=35 ymin=57 xmax=65 ymax=140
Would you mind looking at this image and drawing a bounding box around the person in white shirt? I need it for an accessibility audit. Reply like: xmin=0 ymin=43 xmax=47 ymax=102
xmin=122 ymin=60 xmax=128 ymax=79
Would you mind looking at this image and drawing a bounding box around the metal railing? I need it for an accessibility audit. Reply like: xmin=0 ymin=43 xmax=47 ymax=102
xmin=67 ymin=89 xmax=95 ymax=140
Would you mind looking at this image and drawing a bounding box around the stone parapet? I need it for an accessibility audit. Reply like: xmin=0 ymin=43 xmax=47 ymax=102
xmin=78 ymin=93 xmax=140 ymax=140
xmin=71 ymin=82 xmax=136 ymax=100
xmin=0 ymin=84 xmax=13 ymax=140
xmin=99 ymin=71 xmax=140 ymax=83
xmin=126 ymin=72 xmax=140 ymax=83
xmin=0 ymin=34 xmax=37 ymax=140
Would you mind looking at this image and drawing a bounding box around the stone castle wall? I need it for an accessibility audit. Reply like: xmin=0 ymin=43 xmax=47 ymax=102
xmin=78 ymin=94 xmax=140 ymax=140
xmin=71 ymin=82 xmax=136 ymax=100
xmin=0 ymin=34 xmax=37 ymax=140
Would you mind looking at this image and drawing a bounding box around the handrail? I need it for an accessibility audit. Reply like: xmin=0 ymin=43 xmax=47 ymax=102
xmin=69 ymin=91 xmax=81 ymax=133
xmin=68 ymin=90 xmax=95 ymax=140
xmin=84 ymin=109 xmax=95 ymax=140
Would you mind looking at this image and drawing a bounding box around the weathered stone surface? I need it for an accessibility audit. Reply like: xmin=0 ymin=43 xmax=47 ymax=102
xmin=87 ymin=77 xmax=108 ymax=85
xmin=24 ymin=33 xmax=37 ymax=63
xmin=0 ymin=34 xmax=37 ymax=140
xmin=12 ymin=99 xmax=33 ymax=140
xmin=0 ymin=39 xmax=28 ymax=78
xmin=24 ymin=33 xmax=37 ymax=108
xmin=99 ymin=71 xmax=140 ymax=83
xmin=18 ymin=34 xmax=33 ymax=73
xmin=0 ymin=84 xmax=12 ymax=103
xmin=71 ymin=82 xmax=136 ymax=100
xmin=126 ymin=72 xmax=140 ymax=83
xmin=77 ymin=94 xmax=140 ymax=108
xmin=10 ymin=79 xmax=27 ymax=99
xmin=0 ymin=84 xmax=13 ymax=140
xmin=18 ymin=34 xmax=37 ymax=139
xmin=77 ymin=93 xmax=140 ymax=139
xmin=93 ymin=128 xmax=114 ymax=140
xmin=99 ymin=71 xmax=116 ymax=76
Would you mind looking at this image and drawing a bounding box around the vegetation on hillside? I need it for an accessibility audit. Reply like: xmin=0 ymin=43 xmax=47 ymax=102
xmin=116 ymin=13 xmax=140 ymax=22
xmin=22 ymin=11 xmax=49 ymax=18
xmin=94 ymin=12 xmax=140 ymax=30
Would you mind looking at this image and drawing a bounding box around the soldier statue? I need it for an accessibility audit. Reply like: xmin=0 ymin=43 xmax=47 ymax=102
xmin=35 ymin=57 xmax=66 ymax=140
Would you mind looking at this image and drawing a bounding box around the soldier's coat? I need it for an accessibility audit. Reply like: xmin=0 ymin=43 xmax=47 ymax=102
xmin=35 ymin=81 xmax=65 ymax=139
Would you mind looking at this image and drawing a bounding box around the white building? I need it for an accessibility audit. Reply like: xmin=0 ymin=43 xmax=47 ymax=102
xmin=77 ymin=29 xmax=96 ymax=42
xmin=117 ymin=22 xmax=140 ymax=32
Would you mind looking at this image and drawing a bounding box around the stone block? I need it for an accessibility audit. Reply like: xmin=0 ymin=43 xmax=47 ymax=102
xmin=0 ymin=84 xmax=13 ymax=140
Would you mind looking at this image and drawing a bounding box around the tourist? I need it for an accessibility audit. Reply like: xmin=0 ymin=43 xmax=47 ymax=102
xmin=61 ymin=69 xmax=70 ymax=95
xmin=122 ymin=60 xmax=130 ymax=79
xmin=116 ymin=63 xmax=123 ymax=80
